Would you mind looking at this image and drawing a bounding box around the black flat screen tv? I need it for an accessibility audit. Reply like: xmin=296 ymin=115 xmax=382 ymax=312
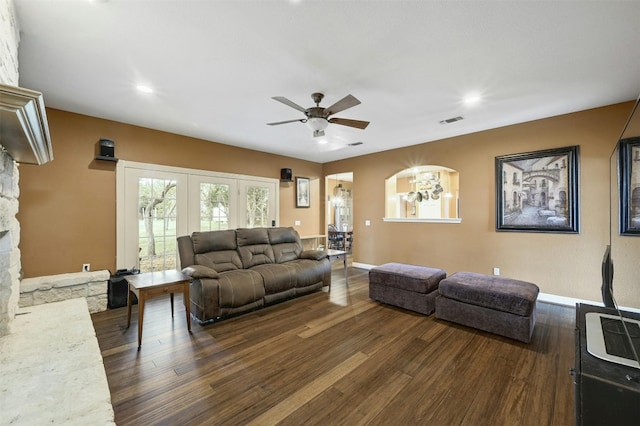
xmin=586 ymin=245 xmax=640 ymax=369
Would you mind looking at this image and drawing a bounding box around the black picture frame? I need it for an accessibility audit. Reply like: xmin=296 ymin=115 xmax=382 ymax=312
xmin=295 ymin=176 xmax=310 ymax=208
xmin=495 ymin=145 xmax=579 ymax=233
xmin=619 ymin=137 xmax=640 ymax=235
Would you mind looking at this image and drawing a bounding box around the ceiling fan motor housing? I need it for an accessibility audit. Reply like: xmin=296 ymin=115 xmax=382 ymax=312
xmin=311 ymin=92 xmax=324 ymax=105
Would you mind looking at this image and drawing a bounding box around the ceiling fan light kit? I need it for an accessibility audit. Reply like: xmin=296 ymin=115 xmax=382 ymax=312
xmin=268 ymin=92 xmax=369 ymax=139
xmin=307 ymin=116 xmax=328 ymax=130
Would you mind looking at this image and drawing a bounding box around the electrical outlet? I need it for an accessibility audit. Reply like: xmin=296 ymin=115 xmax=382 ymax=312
xmin=493 ymin=267 xmax=500 ymax=276
xmin=82 ymin=263 xmax=90 ymax=272
xmin=365 ymin=220 xmax=371 ymax=226
xmin=294 ymin=220 xmax=301 ymax=226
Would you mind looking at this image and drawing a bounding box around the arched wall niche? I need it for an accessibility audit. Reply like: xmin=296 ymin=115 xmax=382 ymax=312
xmin=384 ymin=165 xmax=461 ymax=223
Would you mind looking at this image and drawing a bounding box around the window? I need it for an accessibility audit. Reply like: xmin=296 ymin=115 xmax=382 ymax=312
xmin=384 ymin=165 xmax=460 ymax=223
xmin=138 ymin=177 xmax=179 ymax=271
xmin=117 ymin=161 xmax=278 ymax=271
xmin=198 ymin=182 xmax=230 ymax=231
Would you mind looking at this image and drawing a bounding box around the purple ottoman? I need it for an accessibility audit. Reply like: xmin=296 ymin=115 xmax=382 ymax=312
xmin=435 ymin=272 xmax=539 ymax=343
xmin=369 ymin=263 xmax=446 ymax=315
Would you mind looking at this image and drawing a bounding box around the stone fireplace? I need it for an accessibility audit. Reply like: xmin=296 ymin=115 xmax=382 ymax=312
xmin=0 ymin=149 xmax=20 ymax=337
xmin=0 ymin=0 xmax=22 ymax=337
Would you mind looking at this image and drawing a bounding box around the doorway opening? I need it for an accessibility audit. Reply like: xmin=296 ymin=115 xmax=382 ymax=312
xmin=325 ymin=172 xmax=353 ymax=253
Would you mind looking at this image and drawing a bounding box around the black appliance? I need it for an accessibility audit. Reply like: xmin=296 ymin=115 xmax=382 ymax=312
xmin=108 ymin=269 xmax=138 ymax=309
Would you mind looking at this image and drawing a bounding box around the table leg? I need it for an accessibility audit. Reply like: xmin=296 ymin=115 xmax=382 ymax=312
xmin=126 ymin=285 xmax=133 ymax=328
xmin=170 ymin=293 xmax=175 ymax=318
xmin=137 ymin=293 xmax=145 ymax=349
xmin=184 ymin=282 xmax=191 ymax=332
xmin=343 ymin=255 xmax=348 ymax=285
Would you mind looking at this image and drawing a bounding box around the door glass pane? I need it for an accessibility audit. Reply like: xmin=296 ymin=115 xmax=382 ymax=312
xmin=199 ymin=182 xmax=230 ymax=231
xmin=246 ymin=185 xmax=270 ymax=228
xmin=138 ymin=177 xmax=178 ymax=272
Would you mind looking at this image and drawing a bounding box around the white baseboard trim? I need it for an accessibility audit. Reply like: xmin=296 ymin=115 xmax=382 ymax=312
xmin=352 ymin=262 xmax=376 ymax=270
xmin=537 ymin=292 xmax=596 ymax=308
xmin=351 ymin=262 xmax=640 ymax=314
xmin=537 ymin=292 xmax=640 ymax=314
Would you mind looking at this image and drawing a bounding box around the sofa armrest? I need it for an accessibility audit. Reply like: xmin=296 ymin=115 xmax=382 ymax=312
xmin=300 ymin=250 xmax=328 ymax=261
xmin=182 ymin=265 xmax=220 ymax=279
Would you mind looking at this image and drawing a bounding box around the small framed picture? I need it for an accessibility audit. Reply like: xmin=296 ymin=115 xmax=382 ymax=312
xmin=296 ymin=176 xmax=310 ymax=208
xmin=619 ymin=137 xmax=640 ymax=235
xmin=495 ymin=145 xmax=580 ymax=233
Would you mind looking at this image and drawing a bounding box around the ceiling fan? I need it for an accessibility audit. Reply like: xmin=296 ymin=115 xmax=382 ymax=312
xmin=267 ymin=92 xmax=370 ymax=137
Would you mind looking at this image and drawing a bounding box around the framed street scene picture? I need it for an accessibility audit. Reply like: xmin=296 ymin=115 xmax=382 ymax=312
xmin=495 ymin=145 xmax=579 ymax=233
xmin=619 ymin=137 xmax=640 ymax=235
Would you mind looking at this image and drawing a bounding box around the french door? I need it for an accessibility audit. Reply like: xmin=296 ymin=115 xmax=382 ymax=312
xmin=117 ymin=161 xmax=278 ymax=271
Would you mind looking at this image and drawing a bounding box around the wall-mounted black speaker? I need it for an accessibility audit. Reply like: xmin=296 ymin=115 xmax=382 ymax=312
xmin=280 ymin=168 xmax=293 ymax=181
xmin=99 ymin=138 xmax=115 ymax=157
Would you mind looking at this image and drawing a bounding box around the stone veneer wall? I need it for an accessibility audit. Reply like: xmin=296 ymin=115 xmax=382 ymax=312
xmin=0 ymin=0 xmax=22 ymax=337
xmin=20 ymin=270 xmax=110 ymax=313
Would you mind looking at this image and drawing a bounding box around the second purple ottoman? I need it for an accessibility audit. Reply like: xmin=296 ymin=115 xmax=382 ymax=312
xmin=435 ymin=272 xmax=539 ymax=343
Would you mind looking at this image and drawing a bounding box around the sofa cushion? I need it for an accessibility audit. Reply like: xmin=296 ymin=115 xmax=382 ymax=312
xmin=218 ymin=269 xmax=265 ymax=308
xmin=268 ymin=227 xmax=300 ymax=245
xmin=287 ymin=259 xmax=329 ymax=287
xmin=237 ymin=228 xmax=270 ymax=245
xmin=192 ymin=230 xmax=237 ymax=253
xmin=195 ymin=250 xmax=243 ymax=273
xmin=238 ymin=244 xmax=276 ymax=268
xmin=250 ymin=263 xmax=296 ymax=294
xmin=237 ymin=228 xmax=276 ymax=268
xmin=272 ymin=243 xmax=302 ymax=263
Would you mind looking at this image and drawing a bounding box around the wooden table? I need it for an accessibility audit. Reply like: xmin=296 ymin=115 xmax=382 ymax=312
xmin=326 ymin=249 xmax=348 ymax=289
xmin=126 ymin=270 xmax=191 ymax=349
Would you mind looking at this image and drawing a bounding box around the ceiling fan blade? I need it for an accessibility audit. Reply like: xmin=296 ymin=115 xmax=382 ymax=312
xmin=266 ymin=119 xmax=305 ymax=126
xmin=324 ymin=94 xmax=361 ymax=116
xmin=329 ymin=117 xmax=370 ymax=129
xmin=272 ymin=96 xmax=307 ymax=113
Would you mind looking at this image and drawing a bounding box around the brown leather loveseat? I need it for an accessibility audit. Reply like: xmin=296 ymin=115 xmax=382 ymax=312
xmin=177 ymin=227 xmax=331 ymax=324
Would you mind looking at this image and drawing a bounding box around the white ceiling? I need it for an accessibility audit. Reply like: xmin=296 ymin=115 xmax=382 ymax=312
xmin=13 ymin=0 xmax=640 ymax=164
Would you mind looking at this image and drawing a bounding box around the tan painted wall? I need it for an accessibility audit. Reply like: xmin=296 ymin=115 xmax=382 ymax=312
xmin=17 ymin=109 xmax=323 ymax=277
xmin=18 ymin=102 xmax=638 ymax=308
xmin=325 ymin=102 xmax=637 ymax=307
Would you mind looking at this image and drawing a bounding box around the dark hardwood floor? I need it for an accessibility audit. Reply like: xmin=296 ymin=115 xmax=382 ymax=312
xmin=92 ymin=265 xmax=576 ymax=425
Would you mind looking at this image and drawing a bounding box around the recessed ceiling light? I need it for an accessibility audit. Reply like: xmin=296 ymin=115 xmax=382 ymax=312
xmin=463 ymin=93 xmax=481 ymax=105
xmin=136 ymin=85 xmax=153 ymax=94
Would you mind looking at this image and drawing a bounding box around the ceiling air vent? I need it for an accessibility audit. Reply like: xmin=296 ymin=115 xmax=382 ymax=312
xmin=439 ymin=116 xmax=464 ymax=125
xmin=348 ymin=142 xmax=363 ymax=146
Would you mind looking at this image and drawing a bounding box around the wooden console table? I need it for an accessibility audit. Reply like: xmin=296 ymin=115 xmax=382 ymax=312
xmin=126 ymin=270 xmax=191 ymax=349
